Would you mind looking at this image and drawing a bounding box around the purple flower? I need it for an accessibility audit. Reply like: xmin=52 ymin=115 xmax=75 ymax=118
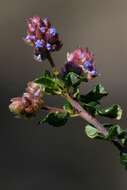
xmin=35 ymin=40 xmax=44 ymax=48
xmin=63 ymin=48 xmax=97 ymax=80
xmin=40 ymin=26 xmax=46 ymax=33
xmin=46 ymin=43 xmax=52 ymax=50
xmin=24 ymin=16 xmax=62 ymax=62
xmin=83 ymin=60 xmax=93 ymax=70
xmin=49 ymin=27 xmax=57 ymax=36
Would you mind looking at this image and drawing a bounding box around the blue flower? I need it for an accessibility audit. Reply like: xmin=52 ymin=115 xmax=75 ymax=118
xmin=46 ymin=43 xmax=52 ymax=50
xmin=35 ymin=40 xmax=43 ymax=48
xmin=40 ymin=27 xmax=46 ymax=33
xmin=91 ymin=69 xmax=97 ymax=76
xmin=49 ymin=27 xmax=56 ymax=36
xmin=83 ymin=60 xmax=93 ymax=71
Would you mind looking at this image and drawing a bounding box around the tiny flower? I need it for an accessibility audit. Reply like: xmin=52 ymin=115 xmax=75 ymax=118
xmin=40 ymin=26 xmax=46 ymax=33
xmin=83 ymin=60 xmax=93 ymax=71
xmin=49 ymin=27 xmax=57 ymax=36
xmin=9 ymin=82 xmax=44 ymax=117
xmin=24 ymin=16 xmax=62 ymax=62
xmin=46 ymin=43 xmax=52 ymax=50
xmin=63 ymin=48 xmax=97 ymax=80
xmin=35 ymin=40 xmax=44 ymax=48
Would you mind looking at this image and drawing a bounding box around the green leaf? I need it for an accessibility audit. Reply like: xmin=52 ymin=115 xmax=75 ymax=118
xmin=64 ymin=72 xmax=81 ymax=87
xmin=107 ymin=125 xmax=119 ymax=140
xmin=73 ymin=88 xmax=80 ymax=99
xmin=35 ymin=75 xmax=65 ymax=95
xmin=97 ymin=104 xmax=122 ymax=120
xmin=103 ymin=124 xmax=126 ymax=141
xmin=82 ymin=102 xmax=98 ymax=116
xmin=63 ymin=72 xmax=87 ymax=88
xmin=120 ymin=152 xmax=127 ymax=169
xmin=40 ymin=112 xmax=69 ymax=127
xmin=80 ymin=84 xmax=108 ymax=103
xmin=63 ymin=101 xmax=76 ymax=116
xmin=85 ymin=124 xmax=104 ymax=139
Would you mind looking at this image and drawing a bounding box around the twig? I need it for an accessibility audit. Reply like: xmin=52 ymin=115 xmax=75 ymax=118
xmin=47 ymin=52 xmax=56 ymax=69
xmin=42 ymin=105 xmax=65 ymax=113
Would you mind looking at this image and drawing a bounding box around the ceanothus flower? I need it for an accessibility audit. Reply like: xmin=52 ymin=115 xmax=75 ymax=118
xmin=24 ymin=16 xmax=62 ymax=62
xmin=63 ymin=48 xmax=97 ymax=80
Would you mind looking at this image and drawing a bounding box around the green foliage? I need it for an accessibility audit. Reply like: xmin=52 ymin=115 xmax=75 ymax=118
xmin=63 ymin=72 xmax=87 ymax=87
xmin=35 ymin=71 xmax=65 ymax=95
xmin=97 ymin=104 xmax=122 ymax=120
xmin=85 ymin=124 xmax=104 ymax=139
xmin=82 ymin=102 xmax=98 ymax=116
xmin=120 ymin=152 xmax=127 ymax=169
xmin=106 ymin=124 xmax=121 ymax=140
xmin=40 ymin=111 xmax=69 ymax=127
xmin=103 ymin=124 xmax=126 ymax=141
xmin=78 ymin=84 xmax=122 ymax=121
xmin=63 ymin=101 xmax=76 ymax=116
xmin=80 ymin=84 xmax=108 ymax=103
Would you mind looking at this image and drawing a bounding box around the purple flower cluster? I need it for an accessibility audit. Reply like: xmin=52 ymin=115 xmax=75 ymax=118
xmin=24 ymin=16 xmax=62 ymax=61
xmin=63 ymin=48 xmax=97 ymax=80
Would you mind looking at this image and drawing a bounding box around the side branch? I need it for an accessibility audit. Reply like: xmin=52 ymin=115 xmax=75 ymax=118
xmin=42 ymin=105 xmax=65 ymax=113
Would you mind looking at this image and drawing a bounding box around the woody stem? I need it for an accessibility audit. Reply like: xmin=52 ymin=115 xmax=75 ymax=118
xmin=64 ymin=93 xmax=108 ymax=136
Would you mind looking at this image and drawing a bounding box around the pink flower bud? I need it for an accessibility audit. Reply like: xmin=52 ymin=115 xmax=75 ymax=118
xmin=9 ymin=82 xmax=44 ymax=117
xmin=9 ymin=97 xmax=24 ymax=115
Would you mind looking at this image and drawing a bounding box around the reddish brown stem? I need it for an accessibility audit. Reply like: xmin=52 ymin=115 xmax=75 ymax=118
xmin=47 ymin=52 xmax=56 ymax=68
xmin=65 ymin=94 xmax=108 ymax=136
xmin=42 ymin=105 xmax=64 ymax=113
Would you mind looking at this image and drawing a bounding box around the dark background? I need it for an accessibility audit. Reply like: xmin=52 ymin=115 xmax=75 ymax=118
xmin=1 ymin=0 xmax=127 ymax=189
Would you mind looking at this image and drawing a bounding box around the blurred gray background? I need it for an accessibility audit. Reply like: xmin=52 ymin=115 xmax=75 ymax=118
xmin=1 ymin=0 xmax=127 ymax=189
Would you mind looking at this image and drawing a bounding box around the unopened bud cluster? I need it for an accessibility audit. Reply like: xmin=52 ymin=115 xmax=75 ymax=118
xmin=9 ymin=82 xmax=43 ymax=117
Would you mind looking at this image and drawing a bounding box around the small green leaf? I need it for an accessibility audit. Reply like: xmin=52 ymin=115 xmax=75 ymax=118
xmin=97 ymin=104 xmax=122 ymax=120
xmin=107 ymin=125 xmax=118 ymax=140
xmin=40 ymin=112 xmax=69 ymax=127
xmin=82 ymin=102 xmax=98 ymax=116
xmin=104 ymin=124 xmax=126 ymax=141
xmin=64 ymin=72 xmax=81 ymax=87
xmin=80 ymin=84 xmax=108 ymax=103
xmin=120 ymin=152 xmax=127 ymax=169
xmin=35 ymin=75 xmax=65 ymax=95
xmin=85 ymin=124 xmax=104 ymax=139
xmin=63 ymin=101 xmax=77 ymax=117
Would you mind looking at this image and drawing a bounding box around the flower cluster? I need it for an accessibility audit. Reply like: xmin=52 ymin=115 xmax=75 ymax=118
xmin=63 ymin=48 xmax=97 ymax=80
xmin=9 ymin=82 xmax=44 ymax=117
xmin=24 ymin=16 xmax=62 ymax=61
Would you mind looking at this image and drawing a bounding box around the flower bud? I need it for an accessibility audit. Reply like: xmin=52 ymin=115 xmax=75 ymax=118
xmin=9 ymin=97 xmax=24 ymax=115
xmin=9 ymin=82 xmax=44 ymax=117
